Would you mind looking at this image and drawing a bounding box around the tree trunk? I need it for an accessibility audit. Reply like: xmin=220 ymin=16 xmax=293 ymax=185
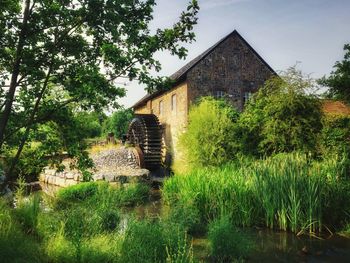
xmin=0 ymin=0 xmax=31 ymax=151
xmin=6 ymin=64 xmax=53 ymax=182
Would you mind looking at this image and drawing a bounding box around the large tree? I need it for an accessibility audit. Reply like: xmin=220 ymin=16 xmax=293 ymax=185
xmin=0 ymin=0 xmax=199 ymax=181
xmin=319 ymin=43 xmax=350 ymax=104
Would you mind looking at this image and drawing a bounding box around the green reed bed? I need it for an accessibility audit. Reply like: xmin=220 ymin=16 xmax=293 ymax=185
xmin=1 ymin=181 xmax=195 ymax=263
xmin=163 ymin=153 xmax=350 ymax=234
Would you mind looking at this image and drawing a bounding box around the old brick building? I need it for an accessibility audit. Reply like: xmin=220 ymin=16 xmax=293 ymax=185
xmin=132 ymin=30 xmax=276 ymax=165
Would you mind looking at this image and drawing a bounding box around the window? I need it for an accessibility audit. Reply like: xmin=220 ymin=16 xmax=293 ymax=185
xmin=243 ymin=92 xmax=253 ymax=104
xmin=214 ymin=90 xmax=225 ymax=99
xmin=171 ymin=94 xmax=177 ymax=111
xmin=159 ymin=100 xmax=163 ymax=115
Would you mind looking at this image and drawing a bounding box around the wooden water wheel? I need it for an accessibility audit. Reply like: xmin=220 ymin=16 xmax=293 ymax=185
xmin=127 ymin=114 xmax=163 ymax=170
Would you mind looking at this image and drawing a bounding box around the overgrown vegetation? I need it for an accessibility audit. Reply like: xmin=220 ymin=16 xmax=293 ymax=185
xmin=208 ymin=216 xmax=251 ymax=262
xmin=319 ymin=43 xmax=350 ymax=104
xmin=177 ymin=97 xmax=239 ymax=171
xmin=0 ymin=181 xmax=196 ymax=263
xmin=237 ymin=68 xmax=323 ymax=156
xmin=0 ymin=0 xmax=199 ymax=187
xmin=102 ymin=108 xmax=134 ymax=139
xmin=164 ymin=153 xmax=350 ymax=234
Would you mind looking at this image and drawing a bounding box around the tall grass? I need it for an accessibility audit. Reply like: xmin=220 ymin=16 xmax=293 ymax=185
xmin=0 ymin=181 xmax=155 ymax=263
xmin=0 ymin=200 xmax=44 ymax=262
xmin=208 ymin=216 xmax=251 ymax=262
xmin=163 ymin=153 xmax=350 ymax=234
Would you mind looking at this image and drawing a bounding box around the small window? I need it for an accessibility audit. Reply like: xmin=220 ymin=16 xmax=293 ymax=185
xmin=159 ymin=100 xmax=163 ymax=115
xmin=243 ymin=92 xmax=253 ymax=104
xmin=171 ymin=94 xmax=177 ymax=111
xmin=214 ymin=90 xmax=225 ymax=99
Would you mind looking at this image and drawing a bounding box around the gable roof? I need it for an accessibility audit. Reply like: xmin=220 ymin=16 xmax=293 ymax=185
xmin=132 ymin=30 xmax=276 ymax=109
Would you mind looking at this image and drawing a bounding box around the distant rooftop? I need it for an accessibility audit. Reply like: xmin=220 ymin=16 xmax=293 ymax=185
xmin=322 ymin=100 xmax=350 ymax=115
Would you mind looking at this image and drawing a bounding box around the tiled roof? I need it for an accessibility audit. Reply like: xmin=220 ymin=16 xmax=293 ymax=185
xmin=322 ymin=100 xmax=350 ymax=115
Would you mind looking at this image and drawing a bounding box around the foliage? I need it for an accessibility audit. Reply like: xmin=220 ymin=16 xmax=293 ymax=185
xmin=57 ymin=182 xmax=99 ymax=203
xmin=321 ymin=114 xmax=350 ymax=158
xmin=237 ymin=67 xmax=323 ymax=156
xmin=163 ymin=153 xmax=350 ymax=233
xmin=119 ymin=219 xmax=193 ymax=263
xmin=319 ymin=44 xmax=350 ymax=103
xmin=75 ymin=111 xmax=105 ymax=139
xmin=4 ymin=146 xmax=48 ymax=182
xmin=102 ymin=108 xmax=134 ymax=139
xmin=178 ymin=97 xmax=239 ymax=169
xmin=208 ymin=216 xmax=251 ymax=262
xmin=166 ymin=201 xmax=204 ymax=235
xmin=56 ymin=181 xmax=150 ymax=208
xmin=0 ymin=200 xmax=44 ymax=262
xmin=0 ymin=0 xmax=199 ymax=184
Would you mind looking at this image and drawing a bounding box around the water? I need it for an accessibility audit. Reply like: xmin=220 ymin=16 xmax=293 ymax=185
xmin=38 ymin=183 xmax=350 ymax=262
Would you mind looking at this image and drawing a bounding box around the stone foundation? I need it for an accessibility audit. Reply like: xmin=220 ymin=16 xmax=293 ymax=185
xmin=39 ymin=147 xmax=150 ymax=188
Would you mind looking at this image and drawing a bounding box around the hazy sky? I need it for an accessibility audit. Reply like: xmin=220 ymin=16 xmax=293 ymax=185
xmin=117 ymin=0 xmax=350 ymax=108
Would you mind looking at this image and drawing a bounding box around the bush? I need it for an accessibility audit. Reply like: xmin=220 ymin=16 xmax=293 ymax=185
xmin=102 ymin=108 xmax=133 ymax=139
xmin=321 ymin=114 xmax=350 ymax=157
xmin=237 ymin=67 xmax=323 ymax=156
xmin=208 ymin=216 xmax=251 ymax=262
xmin=178 ymin=97 xmax=239 ymax=169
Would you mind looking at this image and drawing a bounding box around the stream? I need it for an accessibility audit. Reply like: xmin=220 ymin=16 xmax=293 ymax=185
xmin=39 ymin=183 xmax=350 ymax=262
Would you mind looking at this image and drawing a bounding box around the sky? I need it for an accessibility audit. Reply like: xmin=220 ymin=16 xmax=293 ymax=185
xmin=117 ymin=0 xmax=350 ymax=108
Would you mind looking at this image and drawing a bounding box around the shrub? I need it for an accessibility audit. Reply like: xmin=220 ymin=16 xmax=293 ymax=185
xmin=102 ymin=108 xmax=133 ymax=139
xmin=178 ymin=97 xmax=239 ymax=169
xmin=321 ymin=114 xmax=350 ymax=158
xmin=208 ymin=216 xmax=251 ymax=262
xmin=237 ymin=67 xmax=323 ymax=156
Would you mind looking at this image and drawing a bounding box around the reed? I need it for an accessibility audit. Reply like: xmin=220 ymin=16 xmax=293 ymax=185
xmin=163 ymin=153 xmax=350 ymax=233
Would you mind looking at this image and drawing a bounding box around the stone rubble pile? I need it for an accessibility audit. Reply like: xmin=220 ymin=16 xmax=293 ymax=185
xmin=39 ymin=146 xmax=150 ymax=187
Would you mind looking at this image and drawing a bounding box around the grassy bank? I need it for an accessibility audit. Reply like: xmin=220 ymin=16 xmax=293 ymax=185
xmin=163 ymin=153 xmax=350 ymax=234
xmin=0 ymin=181 xmax=195 ymax=263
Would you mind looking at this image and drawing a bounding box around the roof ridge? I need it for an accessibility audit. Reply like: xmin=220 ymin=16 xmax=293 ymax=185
xmin=132 ymin=30 xmax=276 ymax=108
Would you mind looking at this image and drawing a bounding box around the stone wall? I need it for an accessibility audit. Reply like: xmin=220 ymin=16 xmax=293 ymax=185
xmin=134 ymin=32 xmax=275 ymax=166
xmin=187 ymin=32 xmax=275 ymax=111
xmin=134 ymin=83 xmax=188 ymax=165
xmin=39 ymin=147 xmax=150 ymax=187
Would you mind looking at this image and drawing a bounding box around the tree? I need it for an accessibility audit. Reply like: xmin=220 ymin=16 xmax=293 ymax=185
xmin=237 ymin=67 xmax=323 ymax=156
xmin=102 ymin=108 xmax=133 ymax=139
xmin=319 ymin=44 xmax=350 ymax=104
xmin=0 ymin=0 xmax=199 ymax=182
